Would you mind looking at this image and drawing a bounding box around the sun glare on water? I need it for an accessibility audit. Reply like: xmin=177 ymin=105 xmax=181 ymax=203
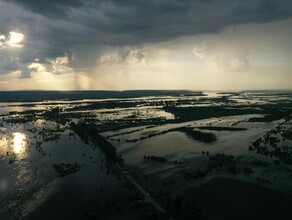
xmin=12 ymin=132 xmax=27 ymax=155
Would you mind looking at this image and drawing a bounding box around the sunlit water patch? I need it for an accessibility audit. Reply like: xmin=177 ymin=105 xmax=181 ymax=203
xmin=0 ymin=122 xmax=126 ymax=219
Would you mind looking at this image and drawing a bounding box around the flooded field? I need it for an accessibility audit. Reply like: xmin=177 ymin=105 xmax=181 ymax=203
xmin=0 ymin=90 xmax=292 ymax=219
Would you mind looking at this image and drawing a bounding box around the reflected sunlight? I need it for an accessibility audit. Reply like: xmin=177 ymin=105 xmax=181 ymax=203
xmin=12 ymin=132 xmax=26 ymax=155
xmin=0 ymin=136 xmax=8 ymax=155
xmin=0 ymin=179 xmax=8 ymax=191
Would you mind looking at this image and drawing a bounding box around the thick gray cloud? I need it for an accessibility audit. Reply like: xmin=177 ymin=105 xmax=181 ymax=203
xmin=2 ymin=0 xmax=85 ymax=18
xmin=226 ymin=0 xmax=292 ymax=24
xmin=0 ymin=0 xmax=292 ymax=75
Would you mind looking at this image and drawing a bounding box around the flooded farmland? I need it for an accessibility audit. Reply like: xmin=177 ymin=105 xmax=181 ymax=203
xmin=0 ymin=90 xmax=292 ymax=220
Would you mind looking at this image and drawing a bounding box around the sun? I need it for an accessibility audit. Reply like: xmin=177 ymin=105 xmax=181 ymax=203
xmin=7 ymin=31 xmax=24 ymax=47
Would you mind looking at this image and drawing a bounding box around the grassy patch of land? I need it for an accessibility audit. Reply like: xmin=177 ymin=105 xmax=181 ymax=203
xmin=126 ymin=126 xmax=217 ymax=144
xmin=53 ymin=163 xmax=81 ymax=176
xmin=282 ymin=130 xmax=292 ymax=140
xmin=163 ymin=106 xmax=260 ymax=122
xmin=197 ymin=126 xmax=247 ymax=131
xmin=249 ymin=125 xmax=292 ymax=165
xmin=176 ymin=127 xmax=217 ymax=143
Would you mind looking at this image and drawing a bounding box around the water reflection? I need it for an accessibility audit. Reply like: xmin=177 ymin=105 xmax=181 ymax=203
xmin=12 ymin=133 xmax=27 ymax=156
xmin=0 ymin=136 xmax=8 ymax=156
xmin=11 ymin=106 xmax=24 ymax=113
xmin=34 ymin=119 xmax=46 ymax=127
xmin=0 ymin=133 xmax=28 ymax=160
xmin=0 ymin=179 xmax=7 ymax=191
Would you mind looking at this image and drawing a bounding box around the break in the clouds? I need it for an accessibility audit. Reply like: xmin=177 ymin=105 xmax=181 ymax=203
xmin=0 ymin=0 xmax=291 ymax=90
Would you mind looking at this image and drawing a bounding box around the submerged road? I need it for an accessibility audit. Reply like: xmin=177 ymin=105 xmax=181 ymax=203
xmin=117 ymin=165 xmax=175 ymax=220
xmin=71 ymin=123 xmax=173 ymax=219
xmin=117 ymin=165 xmax=167 ymax=214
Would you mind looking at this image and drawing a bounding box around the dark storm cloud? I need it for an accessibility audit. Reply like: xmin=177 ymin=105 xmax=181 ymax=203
xmin=0 ymin=0 xmax=292 ymax=73
xmin=1 ymin=0 xmax=85 ymax=18
xmin=226 ymin=0 xmax=292 ymax=24
xmin=4 ymin=0 xmax=291 ymax=44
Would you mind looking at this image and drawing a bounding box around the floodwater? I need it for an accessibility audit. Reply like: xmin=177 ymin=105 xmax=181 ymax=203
xmin=0 ymin=91 xmax=292 ymax=219
xmin=0 ymin=120 xmax=124 ymax=219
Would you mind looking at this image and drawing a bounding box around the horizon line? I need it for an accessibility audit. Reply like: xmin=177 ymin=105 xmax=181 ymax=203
xmin=0 ymin=89 xmax=291 ymax=92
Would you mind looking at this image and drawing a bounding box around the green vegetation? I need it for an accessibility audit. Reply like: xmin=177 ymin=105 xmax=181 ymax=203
xmin=163 ymin=106 xmax=261 ymax=122
xmin=197 ymin=126 xmax=247 ymax=131
xmin=164 ymin=102 xmax=292 ymax=125
xmin=282 ymin=129 xmax=292 ymax=140
xmin=0 ymin=90 xmax=197 ymax=102
xmin=143 ymin=155 xmax=167 ymax=163
xmin=176 ymin=127 xmax=216 ymax=143
xmin=248 ymin=114 xmax=286 ymax=122
xmin=252 ymin=159 xmax=269 ymax=167
xmin=125 ymin=126 xmax=216 ymax=143
xmin=183 ymin=170 xmax=208 ymax=181
xmin=53 ymin=163 xmax=81 ymax=176
xmin=106 ymin=125 xmax=155 ymax=139
xmin=249 ymin=123 xmax=292 ymax=165
xmin=207 ymin=154 xmax=239 ymax=174
xmin=70 ymin=122 xmax=117 ymax=160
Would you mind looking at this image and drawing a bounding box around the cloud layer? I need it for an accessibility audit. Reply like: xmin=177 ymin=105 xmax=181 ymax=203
xmin=0 ymin=0 xmax=291 ymax=89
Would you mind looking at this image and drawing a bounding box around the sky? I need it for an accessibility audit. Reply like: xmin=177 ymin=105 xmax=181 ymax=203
xmin=0 ymin=0 xmax=291 ymax=91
